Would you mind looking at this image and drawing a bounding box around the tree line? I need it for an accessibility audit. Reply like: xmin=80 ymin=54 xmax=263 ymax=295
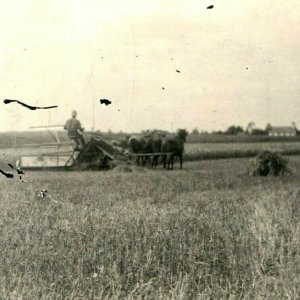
xmin=191 ymin=122 xmax=295 ymax=136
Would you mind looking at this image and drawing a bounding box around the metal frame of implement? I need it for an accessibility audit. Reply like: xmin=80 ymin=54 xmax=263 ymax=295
xmin=18 ymin=125 xmax=83 ymax=169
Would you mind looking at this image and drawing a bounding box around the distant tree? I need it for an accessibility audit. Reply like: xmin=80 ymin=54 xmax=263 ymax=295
xmin=246 ymin=122 xmax=255 ymax=135
xmin=266 ymin=123 xmax=272 ymax=132
xmin=212 ymin=130 xmax=224 ymax=135
xmin=191 ymin=128 xmax=200 ymax=135
xmin=292 ymin=122 xmax=299 ymax=136
xmin=251 ymin=128 xmax=268 ymax=135
xmin=225 ymin=125 xmax=244 ymax=135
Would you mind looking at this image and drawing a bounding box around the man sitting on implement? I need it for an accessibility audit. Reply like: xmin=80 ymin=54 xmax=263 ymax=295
xmin=64 ymin=110 xmax=85 ymax=150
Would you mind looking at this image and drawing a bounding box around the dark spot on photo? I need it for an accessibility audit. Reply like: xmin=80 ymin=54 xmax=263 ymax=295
xmin=100 ymin=99 xmax=112 ymax=106
xmin=0 ymin=169 xmax=14 ymax=179
xmin=207 ymin=5 xmax=214 ymax=9
xmin=4 ymin=99 xmax=58 ymax=110
xmin=176 ymin=70 xmax=181 ymax=73
xmin=17 ymin=167 xmax=25 ymax=175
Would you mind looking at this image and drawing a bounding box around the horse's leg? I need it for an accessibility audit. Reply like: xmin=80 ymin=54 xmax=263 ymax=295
xmin=163 ymin=154 xmax=167 ymax=169
xmin=155 ymin=155 xmax=159 ymax=168
xmin=143 ymin=155 xmax=150 ymax=167
xmin=145 ymin=156 xmax=150 ymax=167
xmin=141 ymin=155 xmax=145 ymax=167
xmin=144 ymin=156 xmax=148 ymax=167
xmin=167 ymin=154 xmax=172 ymax=170
xmin=147 ymin=156 xmax=151 ymax=167
xmin=153 ymin=155 xmax=159 ymax=168
xmin=151 ymin=155 xmax=155 ymax=168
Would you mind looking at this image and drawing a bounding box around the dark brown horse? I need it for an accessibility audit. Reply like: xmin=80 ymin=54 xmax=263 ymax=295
xmin=142 ymin=130 xmax=168 ymax=168
xmin=161 ymin=129 xmax=188 ymax=169
xmin=128 ymin=131 xmax=166 ymax=168
xmin=127 ymin=135 xmax=147 ymax=166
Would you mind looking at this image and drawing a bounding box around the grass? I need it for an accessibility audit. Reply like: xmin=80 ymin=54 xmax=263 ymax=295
xmin=1 ymin=141 xmax=300 ymax=170
xmin=187 ymin=134 xmax=300 ymax=144
xmin=0 ymin=158 xmax=299 ymax=299
xmin=184 ymin=142 xmax=300 ymax=161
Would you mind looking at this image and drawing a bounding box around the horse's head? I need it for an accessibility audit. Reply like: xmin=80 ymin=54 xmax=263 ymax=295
xmin=177 ymin=129 xmax=188 ymax=143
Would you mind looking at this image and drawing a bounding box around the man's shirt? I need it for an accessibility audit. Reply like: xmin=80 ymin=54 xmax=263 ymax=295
xmin=64 ymin=118 xmax=83 ymax=136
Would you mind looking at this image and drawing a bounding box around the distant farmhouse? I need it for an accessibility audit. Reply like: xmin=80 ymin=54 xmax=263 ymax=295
xmin=268 ymin=126 xmax=297 ymax=137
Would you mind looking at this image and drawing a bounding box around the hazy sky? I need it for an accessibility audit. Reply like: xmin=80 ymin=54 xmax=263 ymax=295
xmin=0 ymin=0 xmax=299 ymax=132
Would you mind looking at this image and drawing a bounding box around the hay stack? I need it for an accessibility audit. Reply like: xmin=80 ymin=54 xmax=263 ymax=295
xmin=249 ymin=150 xmax=290 ymax=176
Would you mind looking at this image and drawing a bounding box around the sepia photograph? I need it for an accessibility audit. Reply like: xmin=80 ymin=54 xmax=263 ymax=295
xmin=0 ymin=0 xmax=299 ymax=299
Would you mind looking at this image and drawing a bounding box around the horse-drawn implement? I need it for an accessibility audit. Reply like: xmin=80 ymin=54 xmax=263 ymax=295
xmin=15 ymin=126 xmax=186 ymax=170
xmin=16 ymin=126 xmax=129 ymax=170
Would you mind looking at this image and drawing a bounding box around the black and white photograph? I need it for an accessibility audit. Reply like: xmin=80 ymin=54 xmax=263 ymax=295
xmin=0 ymin=0 xmax=299 ymax=299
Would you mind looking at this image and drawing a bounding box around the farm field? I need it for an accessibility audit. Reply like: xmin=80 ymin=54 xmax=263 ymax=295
xmin=1 ymin=141 xmax=300 ymax=170
xmin=185 ymin=142 xmax=300 ymax=153
xmin=184 ymin=142 xmax=300 ymax=161
xmin=186 ymin=134 xmax=300 ymax=144
xmin=0 ymin=157 xmax=299 ymax=299
xmin=1 ymin=131 xmax=300 ymax=148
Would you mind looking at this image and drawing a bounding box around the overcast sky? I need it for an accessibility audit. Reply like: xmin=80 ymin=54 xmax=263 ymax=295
xmin=0 ymin=0 xmax=299 ymax=133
